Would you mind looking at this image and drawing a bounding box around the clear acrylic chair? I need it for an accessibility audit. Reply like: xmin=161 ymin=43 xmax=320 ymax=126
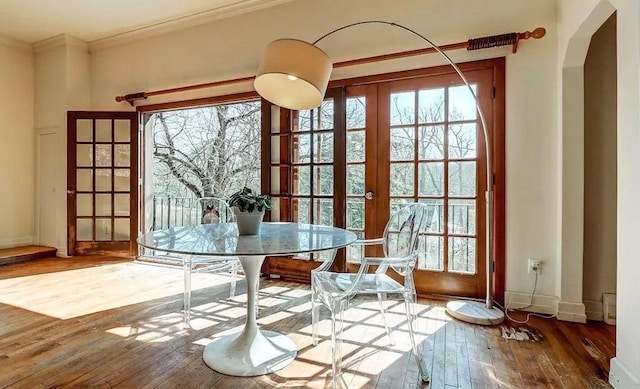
xmin=182 ymin=197 xmax=242 ymax=324
xmin=311 ymin=203 xmax=430 ymax=385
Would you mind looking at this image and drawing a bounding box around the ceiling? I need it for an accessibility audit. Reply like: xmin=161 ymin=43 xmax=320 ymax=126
xmin=0 ymin=0 xmax=293 ymax=44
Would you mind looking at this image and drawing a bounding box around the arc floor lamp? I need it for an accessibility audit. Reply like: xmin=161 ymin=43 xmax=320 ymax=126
xmin=254 ymin=21 xmax=504 ymax=325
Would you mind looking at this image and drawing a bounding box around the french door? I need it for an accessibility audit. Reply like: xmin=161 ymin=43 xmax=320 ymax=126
xmin=264 ymin=59 xmax=504 ymax=299
xmin=67 ymin=111 xmax=139 ymax=256
xmin=345 ymin=66 xmax=500 ymax=298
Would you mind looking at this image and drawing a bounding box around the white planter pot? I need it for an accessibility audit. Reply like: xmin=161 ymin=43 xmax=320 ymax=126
xmin=233 ymin=207 xmax=265 ymax=235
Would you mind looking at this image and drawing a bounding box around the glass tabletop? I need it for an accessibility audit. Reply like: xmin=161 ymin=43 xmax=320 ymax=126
xmin=137 ymin=222 xmax=358 ymax=256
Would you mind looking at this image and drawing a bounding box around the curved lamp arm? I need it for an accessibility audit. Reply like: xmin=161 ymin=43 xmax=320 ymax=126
xmin=255 ymin=20 xmax=496 ymax=310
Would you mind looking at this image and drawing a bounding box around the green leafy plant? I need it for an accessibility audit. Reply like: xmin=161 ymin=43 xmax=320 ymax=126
xmin=228 ymin=187 xmax=272 ymax=213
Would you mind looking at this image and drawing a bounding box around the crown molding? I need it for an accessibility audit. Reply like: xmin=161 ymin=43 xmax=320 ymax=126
xmin=0 ymin=34 xmax=32 ymax=53
xmin=33 ymin=34 xmax=88 ymax=54
xmin=89 ymin=0 xmax=293 ymax=52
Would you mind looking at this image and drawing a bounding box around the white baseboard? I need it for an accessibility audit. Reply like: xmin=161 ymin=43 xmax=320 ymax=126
xmin=0 ymin=236 xmax=34 ymax=249
xmin=610 ymin=357 xmax=640 ymax=389
xmin=557 ymin=301 xmax=587 ymax=323
xmin=504 ymin=290 xmax=558 ymax=315
xmin=584 ymin=299 xmax=604 ymax=321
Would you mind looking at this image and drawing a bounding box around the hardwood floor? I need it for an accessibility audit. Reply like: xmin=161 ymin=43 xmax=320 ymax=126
xmin=0 ymin=257 xmax=614 ymax=388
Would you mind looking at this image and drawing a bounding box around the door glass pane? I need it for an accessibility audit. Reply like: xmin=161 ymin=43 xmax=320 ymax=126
xmin=292 ymin=198 xmax=310 ymax=223
xmin=319 ymin=99 xmax=334 ymax=130
xmin=95 ymin=194 xmax=112 ymax=216
xmin=418 ymin=88 xmax=445 ymax=123
xmin=115 ymin=194 xmax=130 ymax=216
xmin=95 ymin=145 xmax=112 ymax=167
xmin=418 ymin=162 xmax=444 ymax=196
xmin=293 ymin=134 xmax=311 ymax=163
xmin=313 ymin=166 xmax=333 ymax=195
xmin=77 ymin=219 xmax=93 ymax=241
xmin=114 ymin=145 xmax=130 ymax=167
xmin=418 ymin=235 xmax=444 ymax=271
xmin=270 ymin=198 xmax=281 ymax=221
xmin=346 ymin=165 xmax=364 ymax=195
xmin=270 ymin=135 xmax=284 ymax=164
xmin=96 ymin=218 xmax=112 ymax=241
xmin=390 ymin=128 xmax=415 ymax=161
xmin=418 ymin=125 xmax=444 ymax=160
xmin=114 ymin=169 xmax=130 ymax=191
xmin=449 ymin=123 xmax=477 ymax=159
xmin=419 ymin=199 xmax=444 ymax=233
xmin=346 ymin=231 xmax=365 ymax=264
xmin=95 ymin=120 xmax=112 ymax=142
xmin=95 ymin=169 xmax=112 ymax=191
xmin=297 ymin=110 xmax=312 ymax=132
xmin=270 ymin=166 xmax=282 ymax=194
xmin=313 ymin=133 xmax=333 ymax=162
xmin=390 ymin=91 xmax=415 ymax=125
xmin=114 ymin=218 xmax=130 ymax=240
xmin=77 ymin=120 xmax=93 ymax=142
xmin=390 ymin=163 xmax=414 ymax=196
xmin=77 ymin=194 xmax=93 ymax=216
xmin=77 ymin=145 xmax=93 ymax=167
xmin=313 ymin=198 xmax=333 ymax=226
xmin=448 ymin=161 xmax=476 ymax=196
xmin=449 ymin=199 xmax=476 ymax=235
xmin=292 ymin=165 xmax=310 ymax=195
xmin=346 ymin=199 xmax=364 ymax=230
xmin=114 ymin=120 xmax=131 ymax=142
xmin=449 ymin=237 xmax=476 ymax=274
xmin=449 ymin=85 xmax=477 ymax=121
xmin=76 ymin=169 xmax=93 ymax=191
xmin=346 ymin=97 xmax=366 ymax=129
xmin=346 ymin=131 xmax=365 ymax=162
xmin=389 ymin=198 xmax=414 ymax=225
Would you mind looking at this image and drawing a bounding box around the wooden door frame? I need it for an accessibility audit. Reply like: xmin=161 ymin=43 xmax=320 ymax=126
xmin=67 ymin=111 xmax=139 ymax=257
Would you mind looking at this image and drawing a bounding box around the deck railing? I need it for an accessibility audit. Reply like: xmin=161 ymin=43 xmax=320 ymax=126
xmin=151 ymin=196 xmax=209 ymax=230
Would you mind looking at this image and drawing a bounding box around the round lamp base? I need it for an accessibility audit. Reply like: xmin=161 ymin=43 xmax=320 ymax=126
xmin=446 ymin=300 xmax=504 ymax=325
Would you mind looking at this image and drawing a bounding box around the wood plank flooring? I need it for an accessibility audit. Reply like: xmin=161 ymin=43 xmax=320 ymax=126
xmin=0 ymin=257 xmax=614 ymax=388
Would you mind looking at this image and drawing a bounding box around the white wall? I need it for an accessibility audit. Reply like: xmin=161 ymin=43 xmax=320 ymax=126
xmin=610 ymin=0 xmax=640 ymax=385
xmin=34 ymin=35 xmax=90 ymax=255
xmin=0 ymin=37 xmax=35 ymax=248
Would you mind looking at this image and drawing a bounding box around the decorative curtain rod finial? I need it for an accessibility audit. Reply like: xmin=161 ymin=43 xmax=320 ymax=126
xmin=514 ymin=27 xmax=546 ymax=53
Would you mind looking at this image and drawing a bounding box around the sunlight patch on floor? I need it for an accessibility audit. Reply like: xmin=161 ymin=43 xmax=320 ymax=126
xmin=0 ymin=261 xmax=234 ymax=319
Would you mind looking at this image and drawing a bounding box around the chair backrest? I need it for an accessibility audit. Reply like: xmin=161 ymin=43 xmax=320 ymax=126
xmin=382 ymin=203 xmax=430 ymax=260
xmin=198 ymin=197 xmax=234 ymax=224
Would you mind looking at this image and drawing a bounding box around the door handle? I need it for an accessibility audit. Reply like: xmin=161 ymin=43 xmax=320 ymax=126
xmin=365 ymin=191 xmax=374 ymax=200
xmin=67 ymin=188 xmax=75 ymax=195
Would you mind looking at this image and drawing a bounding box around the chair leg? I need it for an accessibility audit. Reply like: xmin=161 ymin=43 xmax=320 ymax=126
xmin=377 ymin=292 xmax=395 ymax=346
xmin=404 ymin=296 xmax=429 ymax=383
xmin=183 ymin=257 xmax=193 ymax=326
xmin=330 ymin=299 xmax=345 ymax=382
xmin=312 ymin=295 xmax=320 ymax=346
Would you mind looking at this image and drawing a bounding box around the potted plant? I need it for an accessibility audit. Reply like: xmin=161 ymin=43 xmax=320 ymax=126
xmin=228 ymin=187 xmax=272 ymax=235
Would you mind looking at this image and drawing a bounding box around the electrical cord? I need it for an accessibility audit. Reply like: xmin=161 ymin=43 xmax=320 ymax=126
xmin=505 ymin=268 xmax=557 ymax=324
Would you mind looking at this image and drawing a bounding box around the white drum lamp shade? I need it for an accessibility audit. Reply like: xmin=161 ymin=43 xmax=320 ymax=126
xmin=254 ymin=39 xmax=332 ymax=110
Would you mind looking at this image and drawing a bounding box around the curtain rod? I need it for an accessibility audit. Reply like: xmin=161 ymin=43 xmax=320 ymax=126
xmin=115 ymin=27 xmax=545 ymax=106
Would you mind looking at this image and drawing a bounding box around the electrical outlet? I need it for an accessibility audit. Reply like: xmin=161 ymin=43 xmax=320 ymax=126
xmin=528 ymin=258 xmax=542 ymax=274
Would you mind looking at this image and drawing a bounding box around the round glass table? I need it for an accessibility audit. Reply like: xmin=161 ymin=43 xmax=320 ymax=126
xmin=138 ymin=222 xmax=357 ymax=376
